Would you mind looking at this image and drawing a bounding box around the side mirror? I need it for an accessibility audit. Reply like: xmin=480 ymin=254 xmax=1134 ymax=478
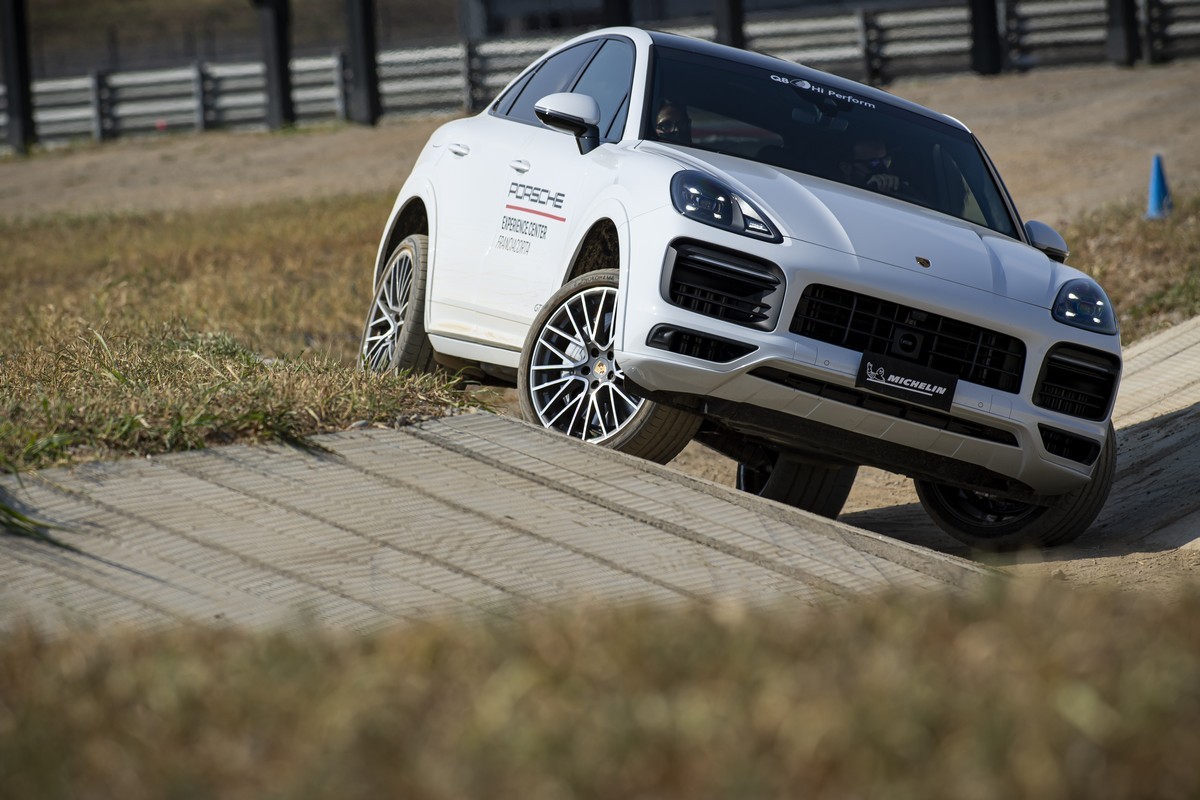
xmin=1025 ymin=220 xmax=1069 ymax=263
xmin=534 ymin=92 xmax=602 ymax=155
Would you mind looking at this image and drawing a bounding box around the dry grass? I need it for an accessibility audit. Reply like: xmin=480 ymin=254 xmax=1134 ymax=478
xmin=0 ymin=194 xmax=384 ymax=363
xmin=0 ymin=193 xmax=474 ymax=473
xmin=1065 ymin=193 xmax=1200 ymax=344
xmin=2 ymin=581 xmax=1198 ymax=799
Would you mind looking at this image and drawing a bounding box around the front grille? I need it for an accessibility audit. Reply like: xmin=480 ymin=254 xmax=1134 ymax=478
xmin=751 ymin=367 xmax=1018 ymax=447
xmin=1034 ymin=345 xmax=1120 ymax=421
xmin=1039 ymin=425 xmax=1102 ymax=466
xmin=646 ymin=325 xmax=756 ymax=363
xmin=791 ymin=284 xmax=1027 ymax=393
xmin=665 ymin=243 xmax=785 ymax=329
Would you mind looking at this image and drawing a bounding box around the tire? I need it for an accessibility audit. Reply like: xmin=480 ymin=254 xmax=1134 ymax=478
xmin=914 ymin=423 xmax=1117 ymax=550
xmin=736 ymin=452 xmax=858 ymax=519
xmin=518 ymin=269 xmax=700 ymax=464
xmin=359 ymin=234 xmax=436 ymax=374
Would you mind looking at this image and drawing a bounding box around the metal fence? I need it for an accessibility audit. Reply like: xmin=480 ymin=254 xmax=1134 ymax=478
xmin=2 ymin=0 xmax=1198 ymax=148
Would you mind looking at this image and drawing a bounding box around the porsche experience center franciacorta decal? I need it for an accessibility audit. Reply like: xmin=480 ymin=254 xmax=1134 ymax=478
xmin=497 ymin=182 xmax=567 ymax=256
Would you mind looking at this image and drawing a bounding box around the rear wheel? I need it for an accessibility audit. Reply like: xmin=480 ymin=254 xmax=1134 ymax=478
xmin=359 ymin=234 xmax=435 ymax=374
xmin=518 ymin=270 xmax=699 ymax=464
xmin=915 ymin=423 xmax=1116 ymax=550
xmin=736 ymin=451 xmax=858 ymax=519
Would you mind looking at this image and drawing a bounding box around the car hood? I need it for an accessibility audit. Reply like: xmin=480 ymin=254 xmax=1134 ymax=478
xmin=642 ymin=145 xmax=1069 ymax=309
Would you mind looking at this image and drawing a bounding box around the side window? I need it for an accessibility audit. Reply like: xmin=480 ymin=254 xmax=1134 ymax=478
xmin=570 ymin=39 xmax=635 ymax=142
xmin=491 ymin=69 xmax=535 ymax=116
xmin=504 ymin=41 xmax=601 ymax=126
xmin=935 ymin=145 xmax=1015 ymax=236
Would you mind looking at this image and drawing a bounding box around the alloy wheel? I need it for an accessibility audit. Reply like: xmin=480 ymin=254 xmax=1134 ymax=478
xmin=361 ymin=250 xmax=414 ymax=372
xmin=527 ymin=285 xmax=644 ymax=442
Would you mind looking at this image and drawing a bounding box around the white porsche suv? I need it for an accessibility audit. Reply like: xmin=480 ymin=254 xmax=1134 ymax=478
xmin=360 ymin=27 xmax=1122 ymax=550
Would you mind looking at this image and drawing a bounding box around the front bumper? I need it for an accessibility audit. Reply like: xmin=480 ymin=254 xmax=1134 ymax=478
xmin=616 ymin=210 xmax=1121 ymax=499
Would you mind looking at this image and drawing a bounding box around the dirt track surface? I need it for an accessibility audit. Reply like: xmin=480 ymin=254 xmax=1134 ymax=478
xmin=4 ymin=59 xmax=1200 ymax=590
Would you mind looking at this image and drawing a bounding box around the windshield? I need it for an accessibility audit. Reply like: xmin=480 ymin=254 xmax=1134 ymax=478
xmin=647 ymin=46 xmax=1019 ymax=238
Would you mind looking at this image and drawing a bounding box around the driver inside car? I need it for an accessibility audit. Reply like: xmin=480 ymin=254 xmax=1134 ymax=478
xmin=840 ymin=137 xmax=910 ymax=196
xmin=654 ymin=99 xmax=692 ymax=145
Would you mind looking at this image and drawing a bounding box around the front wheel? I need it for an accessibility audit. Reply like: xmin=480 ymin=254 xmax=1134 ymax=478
xmin=736 ymin=452 xmax=858 ymax=519
xmin=359 ymin=234 xmax=435 ymax=375
xmin=915 ymin=423 xmax=1117 ymax=550
xmin=518 ymin=269 xmax=699 ymax=464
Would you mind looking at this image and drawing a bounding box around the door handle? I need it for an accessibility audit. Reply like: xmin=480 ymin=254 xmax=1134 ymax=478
xmin=509 ymin=159 xmax=531 ymax=173
xmin=448 ymin=143 xmax=470 ymax=157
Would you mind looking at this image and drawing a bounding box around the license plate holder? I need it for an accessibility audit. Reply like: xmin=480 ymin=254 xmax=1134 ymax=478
xmin=855 ymin=353 xmax=958 ymax=412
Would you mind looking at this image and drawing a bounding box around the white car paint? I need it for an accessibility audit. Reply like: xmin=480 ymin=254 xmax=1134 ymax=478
xmin=365 ymin=26 xmax=1123 ymax=546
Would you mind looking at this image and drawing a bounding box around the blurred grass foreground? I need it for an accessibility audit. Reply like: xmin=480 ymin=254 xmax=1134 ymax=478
xmin=2 ymin=582 xmax=1199 ymax=799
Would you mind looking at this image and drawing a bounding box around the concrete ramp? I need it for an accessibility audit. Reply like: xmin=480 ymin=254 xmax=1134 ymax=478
xmin=0 ymin=414 xmax=993 ymax=632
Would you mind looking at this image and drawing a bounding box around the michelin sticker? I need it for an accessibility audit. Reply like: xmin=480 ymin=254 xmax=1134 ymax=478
xmin=855 ymin=353 xmax=958 ymax=412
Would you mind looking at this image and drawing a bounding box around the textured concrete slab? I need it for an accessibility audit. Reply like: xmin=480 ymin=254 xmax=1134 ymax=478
xmin=1089 ymin=317 xmax=1200 ymax=552
xmin=0 ymin=414 xmax=994 ymax=633
xmin=7 ymin=317 xmax=1199 ymax=633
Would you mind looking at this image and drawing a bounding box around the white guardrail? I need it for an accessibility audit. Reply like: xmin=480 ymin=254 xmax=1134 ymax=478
xmin=1 ymin=0 xmax=1198 ymax=146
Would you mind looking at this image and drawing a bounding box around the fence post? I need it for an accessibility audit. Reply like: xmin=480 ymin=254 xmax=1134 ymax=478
xmin=2 ymin=0 xmax=36 ymax=155
xmin=968 ymin=0 xmax=1004 ymax=74
xmin=857 ymin=10 xmax=886 ymax=85
xmin=462 ymin=38 xmax=481 ymax=113
xmin=344 ymin=0 xmax=381 ymax=125
xmin=89 ymin=70 xmax=113 ymax=142
xmin=1141 ymin=0 xmax=1169 ymax=64
xmin=998 ymin=0 xmax=1027 ymax=70
xmin=602 ymin=0 xmax=633 ymax=26
xmin=334 ymin=48 xmax=349 ymax=121
xmin=192 ymin=61 xmax=212 ymax=131
xmin=457 ymin=0 xmax=489 ymax=40
xmin=713 ymin=0 xmax=745 ymax=49
xmin=1105 ymin=0 xmax=1141 ymax=64
xmin=251 ymin=0 xmax=296 ymax=130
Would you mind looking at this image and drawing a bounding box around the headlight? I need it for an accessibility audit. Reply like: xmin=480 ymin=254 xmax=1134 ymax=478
xmin=1052 ymin=279 xmax=1118 ymax=335
xmin=670 ymin=170 xmax=781 ymax=242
